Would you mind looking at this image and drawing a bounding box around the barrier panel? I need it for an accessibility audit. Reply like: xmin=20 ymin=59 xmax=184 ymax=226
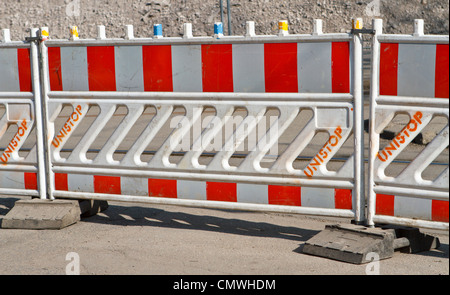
xmin=0 ymin=28 xmax=47 ymax=199
xmin=367 ymin=19 xmax=449 ymax=230
xmin=38 ymin=20 xmax=366 ymax=222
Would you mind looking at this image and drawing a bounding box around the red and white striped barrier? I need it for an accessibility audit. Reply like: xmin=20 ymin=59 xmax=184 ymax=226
xmin=375 ymin=193 xmax=448 ymax=223
xmin=0 ymin=171 xmax=353 ymax=210
xmin=368 ymin=19 xmax=449 ymax=229
xmin=37 ymin=21 xmax=363 ymax=221
xmin=379 ymin=42 xmax=449 ymax=98
xmin=0 ymin=29 xmax=44 ymax=197
xmin=0 ymin=46 xmax=32 ymax=92
xmin=46 ymin=42 xmax=351 ymax=94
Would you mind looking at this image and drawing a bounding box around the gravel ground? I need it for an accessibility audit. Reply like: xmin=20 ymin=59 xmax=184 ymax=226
xmin=1 ymin=0 xmax=448 ymax=40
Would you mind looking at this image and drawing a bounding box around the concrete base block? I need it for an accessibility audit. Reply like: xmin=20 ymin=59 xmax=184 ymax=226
xmin=302 ymin=223 xmax=440 ymax=264
xmin=1 ymin=199 xmax=81 ymax=230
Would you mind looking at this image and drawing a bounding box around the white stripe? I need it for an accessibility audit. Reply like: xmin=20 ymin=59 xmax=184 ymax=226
xmin=68 ymin=174 xmax=94 ymax=192
xmin=397 ymin=44 xmax=436 ymax=97
xmin=232 ymin=44 xmax=265 ymax=92
xmin=121 ymin=176 xmax=148 ymax=196
xmin=0 ymin=171 xmax=24 ymax=189
xmin=237 ymin=183 xmax=268 ymax=204
xmin=60 ymin=47 xmax=89 ymax=91
xmin=394 ymin=195 xmax=432 ymax=220
xmin=301 ymin=187 xmax=335 ymax=209
xmin=298 ymin=42 xmax=332 ymax=93
xmin=0 ymin=48 xmax=20 ymax=92
xmin=177 ymin=180 xmax=207 ymax=200
xmin=114 ymin=46 xmax=144 ymax=91
xmin=171 ymin=45 xmax=203 ymax=92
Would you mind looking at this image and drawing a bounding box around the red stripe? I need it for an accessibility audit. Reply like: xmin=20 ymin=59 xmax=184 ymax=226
xmin=268 ymin=185 xmax=301 ymax=206
xmin=24 ymin=172 xmax=37 ymax=190
xmin=435 ymin=44 xmax=449 ymax=98
xmin=54 ymin=173 xmax=68 ymax=191
xmin=201 ymin=44 xmax=234 ymax=92
xmin=94 ymin=175 xmax=121 ymax=194
xmin=17 ymin=48 xmax=32 ymax=92
xmin=379 ymin=43 xmax=399 ymax=96
xmin=48 ymin=47 xmax=63 ymax=91
xmin=432 ymin=200 xmax=449 ymax=222
xmin=331 ymin=42 xmax=350 ymax=93
xmin=87 ymin=46 xmax=116 ymax=91
xmin=206 ymin=182 xmax=237 ymax=202
xmin=264 ymin=43 xmax=298 ymax=92
xmin=148 ymin=178 xmax=177 ymax=198
xmin=375 ymin=194 xmax=395 ymax=216
xmin=334 ymin=189 xmax=352 ymax=210
xmin=142 ymin=45 xmax=173 ymax=91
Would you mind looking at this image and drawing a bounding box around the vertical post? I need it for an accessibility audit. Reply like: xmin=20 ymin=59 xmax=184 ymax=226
xmin=226 ymin=0 xmax=232 ymax=35
xmin=1 ymin=29 xmax=11 ymax=42
xmin=245 ymin=21 xmax=256 ymax=37
xmin=413 ymin=19 xmax=424 ymax=36
xmin=30 ymin=28 xmax=48 ymax=199
xmin=183 ymin=23 xmax=193 ymax=39
xmin=367 ymin=18 xmax=383 ymax=227
xmin=219 ymin=0 xmax=224 ymax=25
xmin=125 ymin=25 xmax=134 ymax=40
xmin=352 ymin=18 xmax=365 ymax=224
xmin=97 ymin=25 xmax=106 ymax=40
xmin=313 ymin=19 xmax=323 ymax=35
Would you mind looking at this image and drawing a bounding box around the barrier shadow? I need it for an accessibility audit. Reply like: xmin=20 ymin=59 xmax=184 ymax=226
xmin=82 ymin=203 xmax=320 ymax=242
xmin=412 ymin=241 xmax=449 ymax=259
xmin=0 ymin=197 xmax=21 ymax=226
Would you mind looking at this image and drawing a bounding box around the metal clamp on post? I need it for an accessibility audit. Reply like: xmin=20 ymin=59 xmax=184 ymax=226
xmin=351 ymin=28 xmax=376 ymax=35
xmin=25 ymin=36 xmax=41 ymax=42
xmin=25 ymin=27 xmax=49 ymax=42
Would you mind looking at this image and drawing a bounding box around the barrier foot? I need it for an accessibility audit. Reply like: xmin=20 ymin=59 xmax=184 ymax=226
xmin=78 ymin=200 xmax=109 ymax=218
xmin=302 ymin=223 xmax=440 ymax=264
xmin=1 ymin=199 xmax=81 ymax=230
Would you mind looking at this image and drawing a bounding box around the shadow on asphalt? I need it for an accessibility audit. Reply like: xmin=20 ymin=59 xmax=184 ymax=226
xmin=1 ymin=197 xmax=448 ymax=261
xmin=80 ymin=203 xmax=320 ymax=242
xmin=0 ymin=197 xmax=21 ymax=225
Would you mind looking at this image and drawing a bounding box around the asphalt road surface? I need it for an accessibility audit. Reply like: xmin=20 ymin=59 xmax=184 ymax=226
xmin=0 ymin=195 xmax=448 ymax=276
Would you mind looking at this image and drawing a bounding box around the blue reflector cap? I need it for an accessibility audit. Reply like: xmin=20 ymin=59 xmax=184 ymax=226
xmin=214 ymin=22 xmax=223 ymax=35
xmin=154 ymin=24 xmax=162 ymax=37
